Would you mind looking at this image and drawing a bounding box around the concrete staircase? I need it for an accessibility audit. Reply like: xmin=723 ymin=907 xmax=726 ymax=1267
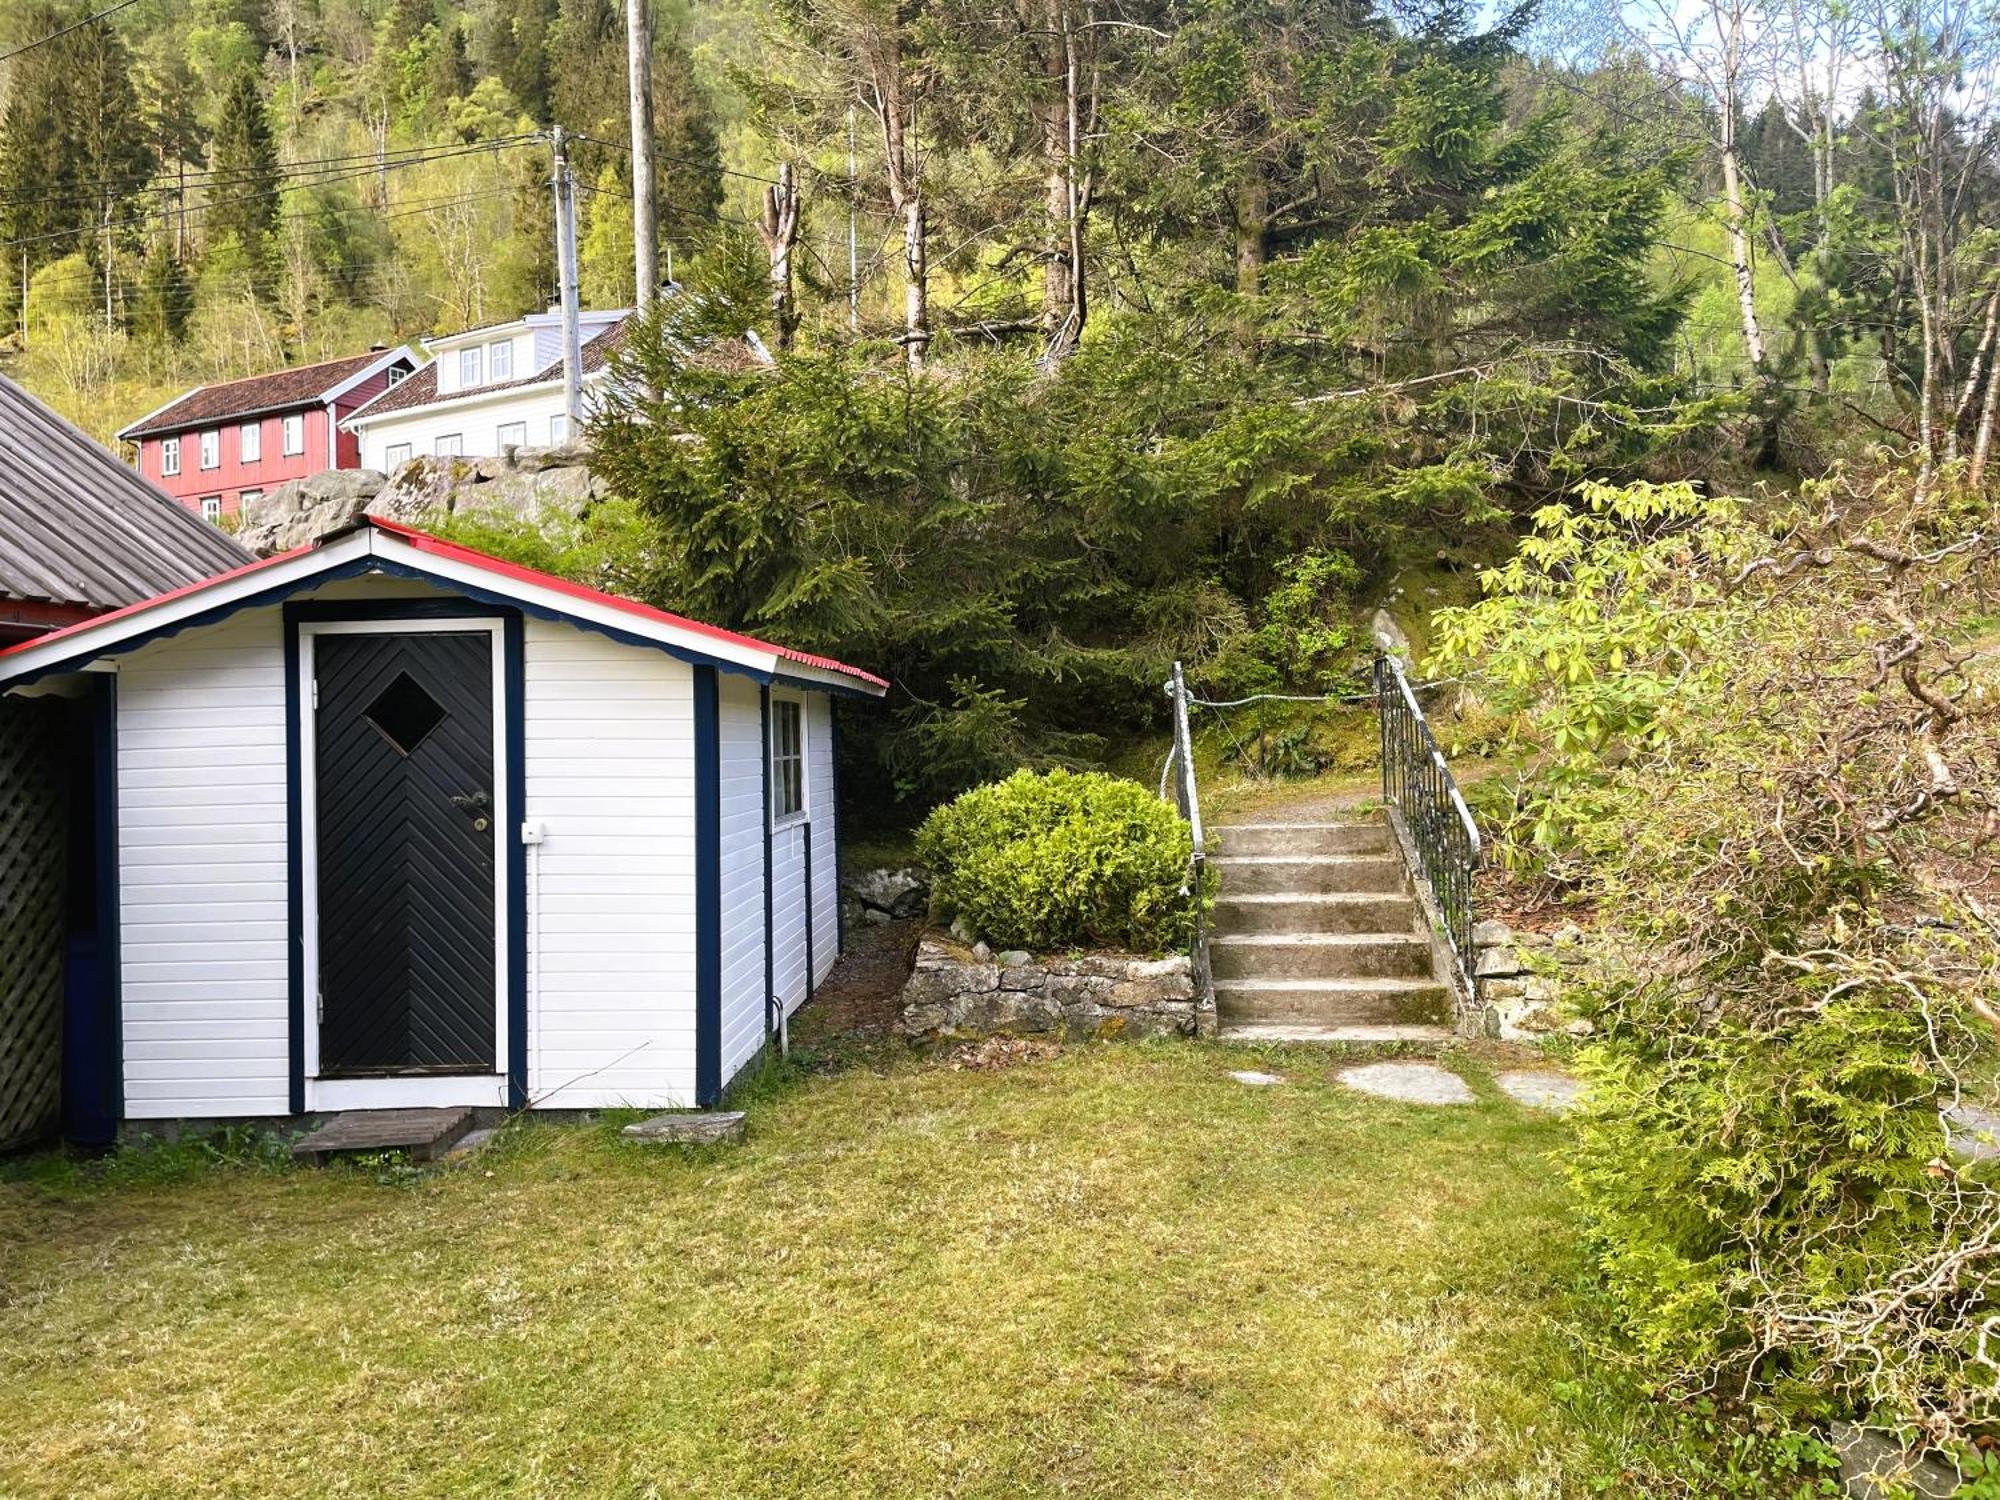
xmin=1209 ymin=817 xmax=1455 ymax=1044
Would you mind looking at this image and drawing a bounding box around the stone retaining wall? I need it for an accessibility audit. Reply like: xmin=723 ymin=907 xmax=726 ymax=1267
xmin=899 ymin=936 xmax=1209 ymax=1043
xmin=1471 ymin=919 xmax=1591 ymax=1043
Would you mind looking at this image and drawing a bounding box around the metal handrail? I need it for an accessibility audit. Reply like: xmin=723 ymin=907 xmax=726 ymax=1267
xmin=1375 ymin=652 xmax=1481 ymax=982
xmin=1164 ymin=662 xmax=1211 ymax=1000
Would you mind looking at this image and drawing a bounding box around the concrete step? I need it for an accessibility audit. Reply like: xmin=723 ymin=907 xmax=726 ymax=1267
xmin=1212 ymin=822 xmax=1391 ymax=858
xmin=1219 ymin=1022 xmax=1455 ymax=1046
xmin=1212 ymin=855 xmax=1407 ymax=896
xmin=1210 ymin=932 xmax=1436 ymax=981
xmin=1212 ymin=892 xmax=1416 ymax=936
xmin=1214 ymin=977 xmax=1454 ymax=1026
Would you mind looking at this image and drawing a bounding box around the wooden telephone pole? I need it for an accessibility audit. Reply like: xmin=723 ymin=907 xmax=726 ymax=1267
xmin=626 ymin=0 xmax=659 ymax=310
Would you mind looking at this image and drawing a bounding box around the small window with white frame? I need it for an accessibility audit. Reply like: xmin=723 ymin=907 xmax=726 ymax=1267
xmin=282 ymin=413 xmax=304 ymax=455
xmin=198 ymin=429 xmax=219 ymax=469
xmin=386 ymin=366 xmax=408 ymax=387
xmin=238 ymin=488 xmax=262 ymax=510
xmin=489 ymin=340 xmax=513 ymax=380
xmin=435 ymin=433 xmax=463 ymax=457
xmin=496 ymin=421 xmax=526 ymax=450
xmin=459 ymin=346 xmax=482 ymax=387
xmin=239 ymin=422 xmax=261 ymax=463
xmin=549 ymin=413 xmax=570 ymax=444
xmin=384 ymin=441 xmax=412 ymax=468
xmin=199 ymin=495 xmax=221 ymax=523
xmin=160 ymin=435 xmax=180 ymax=475
xmin=770 ymin=697 xmax=806 ymax=823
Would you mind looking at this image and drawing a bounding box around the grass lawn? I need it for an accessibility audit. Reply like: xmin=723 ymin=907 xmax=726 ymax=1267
xmin=0 ymin=1041 xmax=1612 ymax=1498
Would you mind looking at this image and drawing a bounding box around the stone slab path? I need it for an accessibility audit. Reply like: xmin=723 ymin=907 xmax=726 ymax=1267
xmin=1336 ymin=1061 xmax=1474 ymax=1105
xmin=1230 ymin=1070 xmax=1284 ymax=1087
xmin=1495 ymin=1071 xmax=1584 ymax=1115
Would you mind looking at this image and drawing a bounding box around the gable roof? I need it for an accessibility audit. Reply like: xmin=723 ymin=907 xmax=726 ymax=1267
xmin=116 ymin=348 xmax=418 ymax=441
xmin=0 ymin=513 xmax=888 ymax=697
xmin=344 ymin=320 xmax=629 ymax=426
xmin=0 ymin=374 xmax=253 ymax=613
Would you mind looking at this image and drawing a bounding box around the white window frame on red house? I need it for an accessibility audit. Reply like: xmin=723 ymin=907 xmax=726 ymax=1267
xmin=199 ymin=495 xmax=221 ymax=523
xmin=282 ymin=413 xmax=305 ymax=455
xmin=198 ymin=430 xmax=220 ymax=470
xmin=239 ymin=422 xmax=261 ymax=463
xmin=161 ymin=436 xmax=181 ymax=476
xmin=238 ymin=489 xmax=262 ymax=510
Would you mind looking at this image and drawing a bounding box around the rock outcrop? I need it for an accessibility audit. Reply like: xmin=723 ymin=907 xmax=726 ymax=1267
xmin=236 ymin=447 xmax=606 ymax=555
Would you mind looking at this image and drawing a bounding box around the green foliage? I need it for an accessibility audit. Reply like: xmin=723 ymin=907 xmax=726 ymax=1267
xmin=915 ymin=769 xmax=1198 ymax=952
xmin=1437 ymin=473 xmax=2000 ymax=1458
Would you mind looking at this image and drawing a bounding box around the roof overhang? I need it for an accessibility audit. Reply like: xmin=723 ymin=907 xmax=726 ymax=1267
xmin=342 ymin=369 xmax=607 ymax=432
xmin=0 ymin=517 xmax=889 ymax=698
xmin=320 ymin=346 xmax=422 ymax=405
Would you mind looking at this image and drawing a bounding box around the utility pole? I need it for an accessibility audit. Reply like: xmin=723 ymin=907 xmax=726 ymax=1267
xmin=551 ymin=127 xmax=584 ymax=427
xmin=847 ymin=105 xmax=859 ymax=333
xmin=625 ymin=0 xmax=659 ymax=310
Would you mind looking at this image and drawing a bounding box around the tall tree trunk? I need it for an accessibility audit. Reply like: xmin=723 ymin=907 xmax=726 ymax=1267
xmin=1718 ymin=136 xmax=1766 ymax=373
xmin=873 ymin=49 xmax=928 ymax=370
xmin=1949 ymin=281 xmax=1999 ymax=466
xmin=1972 ymin=337 xmax=2000 ymax=490
xmin=757 ymin=162 xmax=801 ymax=349
xmin=1040 ymin=5 xmax=1093 ymax=360
xmin=1235 ymin=169 xmax=1266 ymax=297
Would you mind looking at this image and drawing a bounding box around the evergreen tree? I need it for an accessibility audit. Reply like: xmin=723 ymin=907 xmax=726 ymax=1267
xmin=206 ymin=67 xmax=281 ymax=277
xmin=426 ymin=21 xmax=474 ymax=108
xmin=134 ymin=246 xmax=195 ymax=340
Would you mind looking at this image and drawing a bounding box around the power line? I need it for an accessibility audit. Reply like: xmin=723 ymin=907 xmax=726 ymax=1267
xmin=569 ymin=130 xmax=780 ymax=188
xmin=0 ymin=137 xmax=536 ymax=252
xmin=0 ymin=0 xmax=141 ymax=65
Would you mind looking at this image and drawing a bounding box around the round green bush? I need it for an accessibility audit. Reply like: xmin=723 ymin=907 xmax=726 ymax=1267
xmin=915 ymin=769 xmax=1198 ymax=954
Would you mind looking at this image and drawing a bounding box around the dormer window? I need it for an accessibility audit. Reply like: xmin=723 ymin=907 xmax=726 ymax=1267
xmin=386 ymin=366 xmax=407 ymax=387
xmin=489 ymin=340 xmax=512 ymax=381
xmin=459 ymin=347 xmax=482 ymax=387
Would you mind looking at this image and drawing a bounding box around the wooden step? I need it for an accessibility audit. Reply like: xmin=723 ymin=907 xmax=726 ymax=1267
xmin=1213 ymin=854 xmax=1407 ymax=895
xmin=1210 ymin=931 xmax=1435 ymax=981
xmin=1212 ymin=892 xmax=1416 ymax=936
xmin=1211 ymin=822 xmax=1392 ymax=858
xmin=1213 ymin=976 xmax=1453 ymax=1026
xmin=1219 ymin=1022 xmax=1454 ymax=1045
xmin=291 ymin=1106 xmax=477 ymax=1166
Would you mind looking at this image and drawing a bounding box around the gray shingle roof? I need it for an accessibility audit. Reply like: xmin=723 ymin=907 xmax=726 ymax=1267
xmin=0 ymin=375 xmax=253 ymax=611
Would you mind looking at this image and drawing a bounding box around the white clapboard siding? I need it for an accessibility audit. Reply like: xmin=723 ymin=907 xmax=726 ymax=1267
xmin=117 ymin=607 xmax=291 ymax=1118
xmin=717 ymin=673 xmax=768 ymax=1081
xmin=808 ymin=693 xmax=839 ymax=985
xmin=523 ymin=620 xmax=696 ymax=1109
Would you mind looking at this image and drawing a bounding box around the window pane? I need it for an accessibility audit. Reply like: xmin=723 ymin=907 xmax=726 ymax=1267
xmin=161 ymin=438 xmax=179 ymax=474
xmin=435 ymin=434 xmax=462 ymax=457
xmin=497 ymin=422 xmax=527 ymax=449
xmin=240 ymin=423 xmax=260 ymax=462
xmin=490 ymin=340 xmax=513 ymax=380
xmin=385 ymin=443 xmax=411 ymax=467
xmin=550 ymin=414 xmax=569 ymax=444
xmin=282 ymin=415 xmax=304 ymax=454
xmin=460 ymin=347 xmax=482 ymax=385
xmin=199 ymin=430 xmax=218 ymax=467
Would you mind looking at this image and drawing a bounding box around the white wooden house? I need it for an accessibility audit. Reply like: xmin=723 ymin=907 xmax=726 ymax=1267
xmin=0 ymin=517 xmax=885 ymax=1127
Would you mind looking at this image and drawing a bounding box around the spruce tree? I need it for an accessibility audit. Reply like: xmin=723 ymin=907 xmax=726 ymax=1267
xmin=133 ymin=247 xmax=194 ymax=341
xmin=207 ymin=66 xmax=281 ymax=274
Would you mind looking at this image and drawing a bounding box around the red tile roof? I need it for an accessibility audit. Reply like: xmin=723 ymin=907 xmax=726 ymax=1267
xmin=118 ymin=350 xmax=411 ymax=440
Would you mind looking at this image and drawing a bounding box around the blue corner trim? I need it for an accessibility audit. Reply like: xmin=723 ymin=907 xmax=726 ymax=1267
xmin=693 ymin=666 xmax=722 ymax=1106
xmin=504 ymin=613 xmax=528 ymax=1109
xmin=760 ymin=684 xmax=776 ymax=1042
xmin=62 ymin=674 xmax=122 ymax=1144
xmin=284 ymin=617 xmax=305 ymax=1114
xmin=802 ymin=816 xmax=816 ymax=1001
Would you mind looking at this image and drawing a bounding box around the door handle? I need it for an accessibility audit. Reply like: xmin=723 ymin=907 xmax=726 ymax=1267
xmin=449 ymin=792 xmax=490 ymax=811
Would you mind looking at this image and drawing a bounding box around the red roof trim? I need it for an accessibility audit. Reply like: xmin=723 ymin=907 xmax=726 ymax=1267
xmin=366 ymin=517 xmax=889 ymax=688
xmin=0 ymin=517 xmax=889 ymax=692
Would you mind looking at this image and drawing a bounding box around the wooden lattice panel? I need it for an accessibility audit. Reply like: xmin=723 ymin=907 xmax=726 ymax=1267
xmin=0 ymin=698 xmax=65 ymax=1151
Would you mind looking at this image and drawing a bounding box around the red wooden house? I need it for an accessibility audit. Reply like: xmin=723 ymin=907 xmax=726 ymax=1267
xmin=117 ymin=347 xmax=419 ymax=524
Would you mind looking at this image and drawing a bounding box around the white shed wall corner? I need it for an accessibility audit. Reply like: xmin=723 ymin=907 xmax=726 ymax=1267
xmin=808 ymin=693 xmax=839 ymax=987
xmin=116 ymin=607 xmax=291 ymax=1119
xmin=716 ymin=673 xmax=768 ymax=1081
xmin=522 ymin=620 xmax=697 ymax=1109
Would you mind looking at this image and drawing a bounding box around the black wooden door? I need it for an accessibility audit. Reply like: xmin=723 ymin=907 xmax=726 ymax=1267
xmin=315 ymin=630 xmax=496 ymax=1075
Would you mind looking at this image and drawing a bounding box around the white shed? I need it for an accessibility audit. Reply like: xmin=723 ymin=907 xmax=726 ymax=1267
xmin=0 ymin=517 xmax=885 ymax=1131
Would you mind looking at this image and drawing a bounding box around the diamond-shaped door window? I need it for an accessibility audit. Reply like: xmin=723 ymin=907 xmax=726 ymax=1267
xmin=364 ymin=672 xmax=447 ymax=756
